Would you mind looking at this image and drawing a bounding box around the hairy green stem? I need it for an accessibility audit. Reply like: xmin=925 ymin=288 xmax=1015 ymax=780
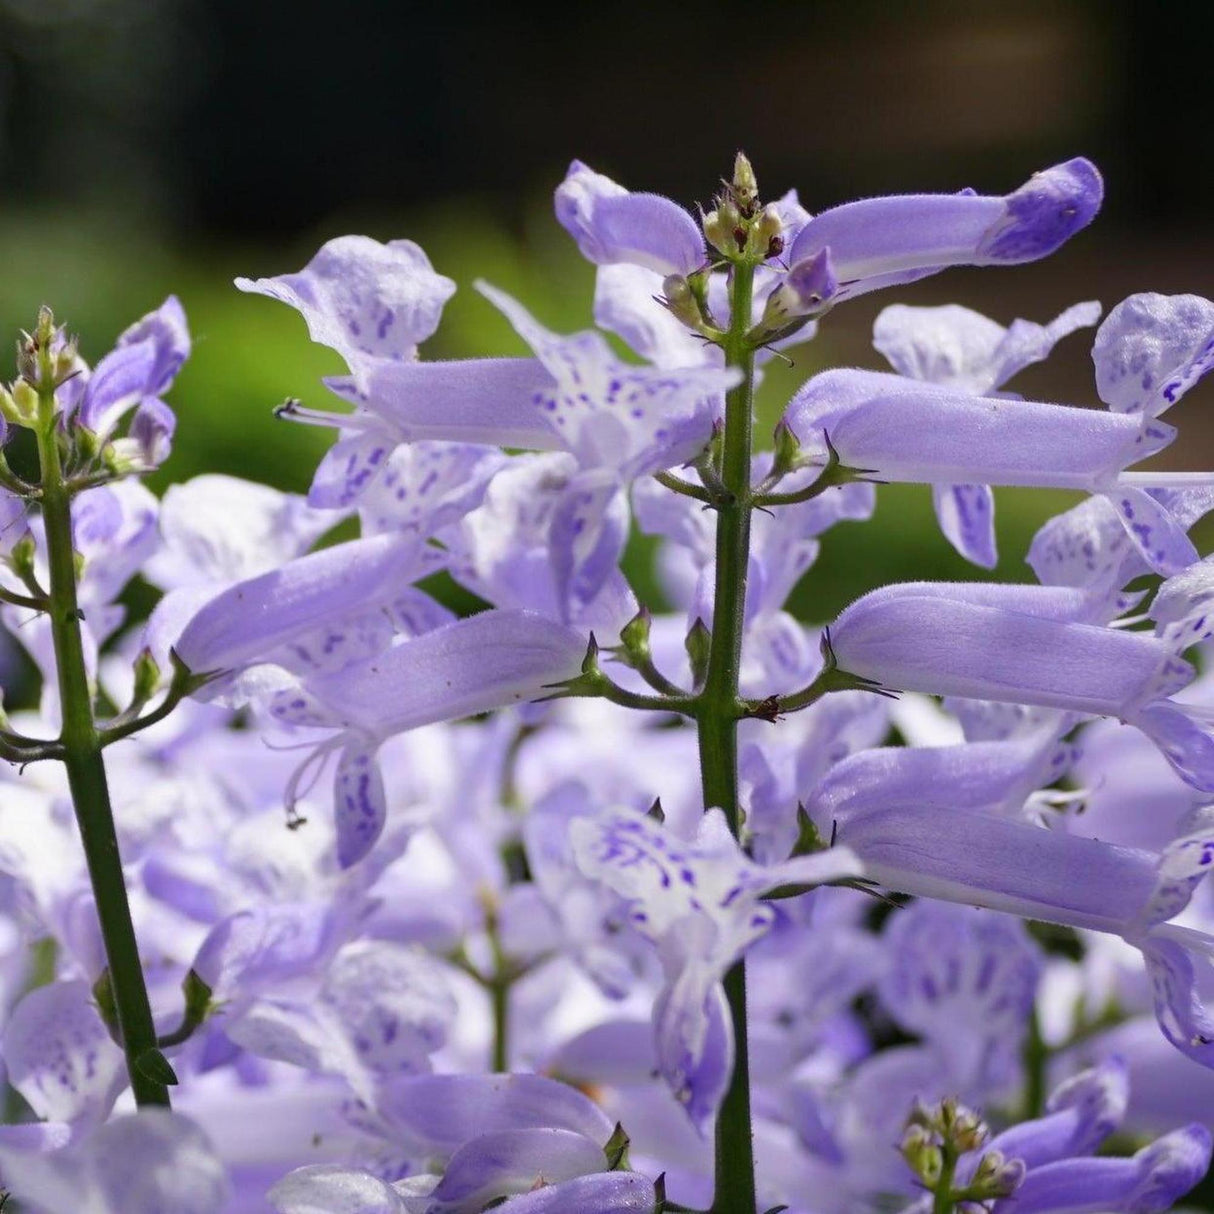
xmin=697 ymin=261 xmax=757 ymax=1214
xmin=34 ymin=384 xmax=169 ymax=1109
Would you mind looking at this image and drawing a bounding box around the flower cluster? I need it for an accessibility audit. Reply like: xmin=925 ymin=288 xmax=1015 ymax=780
xmin=0 ymin=152 xmax=1210 ymax=1214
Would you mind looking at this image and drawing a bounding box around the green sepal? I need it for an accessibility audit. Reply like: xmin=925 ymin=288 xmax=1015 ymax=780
xmin=135 ymin=1046 xmax=179 ymax=1087
xmin=603 ymin=1121 xmax=631 ymax=1170
xmin=685 ymin=618 xmax=711 ymax=690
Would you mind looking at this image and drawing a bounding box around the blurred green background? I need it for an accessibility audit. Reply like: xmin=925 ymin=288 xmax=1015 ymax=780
xmin=0 ymin=0 xmax=1210 ymax=621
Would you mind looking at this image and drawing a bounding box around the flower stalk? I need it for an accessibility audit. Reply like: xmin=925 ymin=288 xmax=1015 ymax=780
xmin=696 ymin=168 xmax=760 ymax=1214
xmin=30 ymin=316 xmax=171 ymax=1109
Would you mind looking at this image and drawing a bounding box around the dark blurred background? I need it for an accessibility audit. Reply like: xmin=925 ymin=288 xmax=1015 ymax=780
xmin=0 ymin=0 xmax=1211 ymax=615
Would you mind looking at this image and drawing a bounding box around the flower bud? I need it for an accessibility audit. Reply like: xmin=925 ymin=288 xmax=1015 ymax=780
xmin=661 ymin=275 xmax=707 ymax=331
xmin=704 ymin=199 xmax=743 ymax=258
xmin=8 ymin=380 xmax=39 ymax=425
xmin=732 ymin=151 xmax=759 ymax=211
xmin=685 ymin=617 xmax=711 ymax=689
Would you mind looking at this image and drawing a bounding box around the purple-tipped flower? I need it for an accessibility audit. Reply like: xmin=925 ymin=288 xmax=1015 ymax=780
xmin=787 ymin=158 xmax=1102 ymax=301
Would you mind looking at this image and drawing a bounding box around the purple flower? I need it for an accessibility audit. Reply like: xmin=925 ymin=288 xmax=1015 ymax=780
xmin=872 ymin=300 xmax=1100 ymax=566
xmin=236 ymin=236 xmax=456 ymax=388
xmin=571 ymin=806 xmax=859 ymax=1131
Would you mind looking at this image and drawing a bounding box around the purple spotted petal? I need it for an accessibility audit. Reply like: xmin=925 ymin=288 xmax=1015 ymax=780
xmin=2 ymin=980 xmax=125 ymax=1127
xmin=321 ymin=941 xmax=455 ymax=1073
xmin=477 ymin=282 xmax=735 ymax=478
xmin=555 ymin=160 xmax=704 ymax=276
xmin=333 ymin=740 xmax=388 ymax=868
xmin=174 ymin=532 xmax=432 ymax=677
xmin=1103 ymin=486 xmax=1198 ymax=576
xmin=1094 ymin=292 xmax=1214 ymax=418
xmin=654 ymin=976 xmax=734 ymax=1136
xmin=307 ymin=430 xmax=395 ymax=508
xmin=1141 ymin=936 xmax=1214 ymax=1069
xmin=933 ymin=483 xmax=997 ymax=567
xmin=236 ymin=236 xmax=456 ymax=383
xmin=787 ymin=159 xmax=1101 ymax=301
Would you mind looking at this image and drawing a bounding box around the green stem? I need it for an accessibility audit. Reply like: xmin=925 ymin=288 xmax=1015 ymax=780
xmin=697 ymin=261 xmax=757 ymax=1214
xmin=933 ymin=1150 xmax=959 ymax=1214
xmin=34 ymin=390 xmax=169 ymax=1109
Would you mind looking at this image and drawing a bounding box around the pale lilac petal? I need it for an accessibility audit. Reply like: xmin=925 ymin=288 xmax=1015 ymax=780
xmin=357 ymin=442 xmax=505 ymax=537
xmin=1103 ymin=486 xmax=1198 ymax=576
xmin=502 ymin=1172 xmax=656 ymax=1214
xmin=830 ymin=583 xmax=1182 ymax=715
xmin=994 ymin=1124 xmax=1210 ymax=1213
xmin=117 ymin=295 xmax=190 ymax=394
xmin=321 ymin=941 xmax=455 ymax=1073
xmin=307 ymin=430 xmax=395 ymax=508
xmin=300 ymin=609 xmax=588 ymax=737
xmin=125 ymin=396 xmax=176 ymax=467
xmin=787 ymin=369 xmax=1159 ymax=489
xmin=986 ymin=1059 xmax=1128 ymax=1168
xmin=1141 ymin=935 xmax=1214 ymax=1068
xmin=355 ymin=357 xmax=565 ymax=450
xmin=1132 ymin=701 xmax=1214 ymax=793
xmin=549 ymin=473 xmax=630 ymax=615
xmin=594 ymin=264 xmax=708 ymax=368
xmin=788 ymin=159 xmax=1101 ymax=299
xmin=269 ymin=1165 xmax=410 ymax=1214
xmin=427 ymin=1127 xmax=607 ymax=1211
xmin=77 ymin=339 xmax=157 ymax=438
xmin=1094 ymin=292 xmax=1214 ymax=418
xmin=376 ymin=1073 xmax=615 ymax=1157
xmin=933 ymin=483 xmax=997 ymax=567
xmin=174 ymin=532 xmax=429 ymax=676
xmin=236 ymin=236 xmax=456 ymax=380
xmin=146 ymin=474 xmax=335 ymax=591
xmin=2 ymin=980 xmax=125 ymax=1126
xmin=838 ymin=806 xmax=1155 ymax=934
xmin=477 ymin=282 xmax=734 ymax=477
xmin=555 ymin=160 xmax=704 ymax=276
xmin=80 ymin=1111 xmax=231 ymax=1214
xmin=874 ymin=301 xmax=1100 ymax=395
xmin=333 ymin=740 xmax=388 ymax=868
xmin=654 ymin=973 xmax=734 ymax=1135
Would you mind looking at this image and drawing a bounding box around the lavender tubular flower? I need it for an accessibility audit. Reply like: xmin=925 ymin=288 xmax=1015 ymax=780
xmin=172 ymin=531 xmax=439 ymax=681
xmin=786 ymin=158 xmax=1102 ymax=300
xmin=828 ymin=580 xmax=1214 ymax=788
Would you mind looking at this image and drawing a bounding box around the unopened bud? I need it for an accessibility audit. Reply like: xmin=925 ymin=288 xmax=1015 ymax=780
xmin=685 ymin=618 xmax=711 ymax=689
xmin=763 ymin=249 xmax=837 ymax=327
xmin=8 ymin=380 xmax=39 ymax=424
xmin=132 ymin=648 xmax=162 ymax=702
xmin=754 ymin=205 xmax=782 ymax=252
xmin=619 ymin=607 xmax=652 ymax=661
xmin=965 ymin=1149 xmax=1025 ymax=1201
xmin=900 ymin=1123 xmax=943 ymax=1185
xmin=732 ymin=152 xmax=758 ymax=210
xmin=9 ymin=531 xmax=37 ymax=582
xmin=704 ymin=199 xmax=742 ymax=258
xmin=661 ymin=275 xmax=707 ymax=330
